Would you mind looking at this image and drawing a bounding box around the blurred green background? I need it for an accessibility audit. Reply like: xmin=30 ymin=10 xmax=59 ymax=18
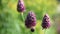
xmin=0 ymin=0 xmax=60 ymax=34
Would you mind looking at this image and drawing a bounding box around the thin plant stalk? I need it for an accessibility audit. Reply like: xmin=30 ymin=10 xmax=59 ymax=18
xmin=44 ymin=29 xmax=46 ymax=34
xmin=21 ymin=12 xmax=24 ymax=22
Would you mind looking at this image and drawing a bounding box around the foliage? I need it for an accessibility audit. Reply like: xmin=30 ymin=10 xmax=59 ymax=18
xmin=0 ymin=0 xmax=57 ymax=34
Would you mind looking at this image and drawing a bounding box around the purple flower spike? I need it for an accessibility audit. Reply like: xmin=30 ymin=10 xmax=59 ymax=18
xmin=42 ymin=14 xmax=50 ymax=29
xmin=17 ymin=0 xmax=25 ymax=12
xmin=25 ymin=11 xmax=36 ymax=28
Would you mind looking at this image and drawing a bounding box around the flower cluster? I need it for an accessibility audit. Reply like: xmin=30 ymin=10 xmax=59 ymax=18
xmin=25 ymin=11 xmax=36 ymax=32
xmin=17 ymin=0 xmax=51 ymax=32
xmin=17 ymin=0 xmax=25 ymax=12
xmin=42 ymin=14 xmax=50 ymax=29
xmin=25 ymin=11 xmax=36 ymax=28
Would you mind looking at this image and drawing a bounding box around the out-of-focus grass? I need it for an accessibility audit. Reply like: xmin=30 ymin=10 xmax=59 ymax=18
xmin=0 ymin=0 xmax=58 ymax=34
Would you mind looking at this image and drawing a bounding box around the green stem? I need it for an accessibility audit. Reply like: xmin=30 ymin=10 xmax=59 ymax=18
xmin=31 ymin=30 xmax=33 ymax=34
xmin=21 ymin=12 xmax=24 ymax=22
xmin=44 ymin=29 xmax=46 ymax=34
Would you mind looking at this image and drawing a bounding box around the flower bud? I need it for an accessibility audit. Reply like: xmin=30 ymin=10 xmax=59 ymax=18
xmin=31 ymin=27 xmax=35 ymax=32
xmin=42 ymin=14 xmax=50 ymax=29
xmin=17 ymin=0 xmax=25 ymax=12
xmin=25 ymin=11 xmax=36 ymax=28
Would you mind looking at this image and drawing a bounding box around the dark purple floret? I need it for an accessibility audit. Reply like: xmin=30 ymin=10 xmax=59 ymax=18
xmin=42 ymin=14 xmax=50 ymax=29
xmin=31 ymin=28 xmax=35 ymax=32
xmin=17 ymin=0 xmax=25 ymax=12
xmin=25 ymin=11 xmax=36 ymax=28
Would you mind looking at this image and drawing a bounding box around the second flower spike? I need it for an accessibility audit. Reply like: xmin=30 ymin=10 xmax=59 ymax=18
xmin=25 ymin=11 xmax=36 ymax=32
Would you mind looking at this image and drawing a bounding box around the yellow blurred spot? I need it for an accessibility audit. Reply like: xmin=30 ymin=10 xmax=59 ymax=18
xmin=7 ymin=2 xmax=17 ymax=11
xmin=27 ymin=1 xmax=32 ymax=6
xmin=39 ymin=30 xmax=44 ymax=34
xmin=7 ymin=2 xmax=12 ymax=9
xmin=11 ymin=3 xmax=17 ymax=11
xmin=35 ymin=0 xmax=41 ymax=4
xmin=36 ymin=20 xmax=41 ymax=28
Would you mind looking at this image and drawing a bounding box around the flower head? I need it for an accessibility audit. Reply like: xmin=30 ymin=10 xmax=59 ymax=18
xmin=25 ymin=11 xmax=36 ymax=28
xmin=42 ymin=14 xmax=50 ymax=29
xmin=17 ymin=0 xmax=25 ymax=12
